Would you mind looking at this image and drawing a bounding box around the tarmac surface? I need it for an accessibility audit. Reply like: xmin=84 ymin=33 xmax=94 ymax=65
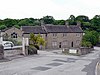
xmin=0 ymin=47 xmax=100 ymax=75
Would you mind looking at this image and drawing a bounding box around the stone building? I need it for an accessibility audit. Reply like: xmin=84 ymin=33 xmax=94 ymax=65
xmin=21 ymin=23 xmax=84 ymax=49
xmin=2 ymin=27 xmax=23 ymax=42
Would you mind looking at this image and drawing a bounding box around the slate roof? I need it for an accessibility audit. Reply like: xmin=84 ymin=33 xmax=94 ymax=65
xmin=45 ymin=25 xmax=70 ymax=33
xmin=21 ymin=25 xmax=83 ymax=34
xmin=21 ymin=26 xmax=46 ymax=34
xmin=45 ymin=25 xmax=83 ymax=33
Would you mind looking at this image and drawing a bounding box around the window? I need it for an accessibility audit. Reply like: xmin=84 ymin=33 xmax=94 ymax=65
xmin=52 ymin=41 xmax=57 ymax=47
xmin=46 ymin=34 xmax=47 ymax=37
xmin=76 ymin=33 xmax=80 ymax=37
xmin=11 ymin=32 xmax=17 ymax=38
xmin=63 ymin=33 xmax=67 ymax=37
xmin=63 ymin=41 xmax=68 ymax=45
xmin=53 ymin=33 xmax=57 ymax=37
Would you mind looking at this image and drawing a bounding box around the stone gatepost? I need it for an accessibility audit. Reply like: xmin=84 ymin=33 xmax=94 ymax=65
xmin=0 ymin=44 xmax=4 ymax=59
xmin=22 ymin=37 xmax=29 ymax=56
xmin=25 ymin=46 xmax=28 ymax=55
xmin=22 ymin=37 xmax=25 ymax=55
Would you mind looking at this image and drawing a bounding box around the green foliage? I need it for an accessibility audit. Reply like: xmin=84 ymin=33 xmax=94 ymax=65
xmin=76 ymin=15 xmax=89 ymax=22
xmin=82 ymin=22 xmax=91 ymax=30
xmin=18 ymin=19 xmax=29 ymax=26
xmin=28 ymin=45 xmax=37 ymax=54
xmin=90 ymin=15 xmax=100 ymax=32
xmin=0 ymin=15 xmax=99 ymax=46
xmin=29 ymin=33 xmax=46 ymax=49
xmin=0 ymin=25 xmax=7 ymax=30
xmin=67 ymin=15 xmax=76 ymax=25
xmin=14 ymin=25 xmax=20 ymax=29
xmin=81 ymin=41 xmax=92 ymax=47
xmin=0 ymin=15 xmax=99 ymax=33
xmin=82 ymin=31 xmax=99 ymax=46
xmin=53 ymin=20 xmax=65 ymax=25
xmin=8 ymin=38 xmax=22 ymax=46
xmin=41 ymin=15 xmax=55 ymax=24
xmin=37 ymin=36 xmax=46 ymax=46
xmin=3 ymin=18 xmax=17 ymax=27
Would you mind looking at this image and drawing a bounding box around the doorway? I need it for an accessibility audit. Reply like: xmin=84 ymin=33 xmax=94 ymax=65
xmin=59 ymin=42 xmax=61 ymax=48
xmin=71 ymin=42 xmax=73 ymax=47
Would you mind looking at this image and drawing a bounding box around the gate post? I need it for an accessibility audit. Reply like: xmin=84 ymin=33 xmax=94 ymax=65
xmin=0 ymin=44 xmax=4 ymax=59
xmin=22 ymin=37 xmax=29 ymax=56
xmin=22 ymin=37 xmax=26 ymax=55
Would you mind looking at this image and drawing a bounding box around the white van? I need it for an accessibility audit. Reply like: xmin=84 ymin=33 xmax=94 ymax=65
xmin=2 ymin=41 xmax=14 ymax=49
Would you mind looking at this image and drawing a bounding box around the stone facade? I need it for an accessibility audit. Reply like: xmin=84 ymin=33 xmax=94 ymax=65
xmin=1 ymin=24 xmax=83 ymax=50
xmin=2 ymin=27 xmax=23 ymax=42
xmin=22 ymin=24 xmax=83 ymax=49
xmin=46 ymin=33 xmax=83 ymax=49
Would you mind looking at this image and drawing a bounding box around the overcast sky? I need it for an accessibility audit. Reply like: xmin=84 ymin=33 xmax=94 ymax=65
xmin=0 ymin=0 xmax=100 ymax=20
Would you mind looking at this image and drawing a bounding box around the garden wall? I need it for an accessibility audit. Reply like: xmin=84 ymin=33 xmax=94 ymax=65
xmin=4 ymin=48 xmax=22 ymax=57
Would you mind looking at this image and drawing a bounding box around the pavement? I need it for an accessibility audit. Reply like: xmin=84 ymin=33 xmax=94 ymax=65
xmin=0 ymin=47 xmax=100 ymax=75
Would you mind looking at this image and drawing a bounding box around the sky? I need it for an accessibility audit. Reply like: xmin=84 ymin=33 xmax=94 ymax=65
xmin=0 ymin=0 xmax=100 ymax=20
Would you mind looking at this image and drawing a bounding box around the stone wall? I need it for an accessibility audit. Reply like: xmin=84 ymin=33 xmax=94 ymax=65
xmin=0 ymin=45 xmax=4 ymax=59
xmin=4 ymin=48 xmax=22 ymax=57
xmin=63 ymin=47 xmax=93 ymax=55
xmin=78 ymin=47 xmax=93 ymax=55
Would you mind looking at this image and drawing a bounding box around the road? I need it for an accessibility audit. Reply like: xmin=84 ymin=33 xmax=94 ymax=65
xmin=0 ymin=47 xmax=100 ymax=75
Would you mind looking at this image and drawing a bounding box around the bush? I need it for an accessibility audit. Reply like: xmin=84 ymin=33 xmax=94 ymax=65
xmin=0 ymin=25 xmax=7 ymax=30
xmin=81 ymin=41 xmax=92 ymax=48
xmin=28 ymin=45 xmax=37 ymax=55
xmin=34 ymin=45 xmax=39 ymax=50
xmin=8 ymin=38 xmax=22 ymax=46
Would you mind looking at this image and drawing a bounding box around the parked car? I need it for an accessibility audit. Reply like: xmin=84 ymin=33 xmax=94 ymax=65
xmin=2 ymin=41 xmax=14 ymax=49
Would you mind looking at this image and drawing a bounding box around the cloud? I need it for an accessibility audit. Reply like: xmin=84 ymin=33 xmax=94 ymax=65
xmin=0 ymin=0 xmax=99 ymax=19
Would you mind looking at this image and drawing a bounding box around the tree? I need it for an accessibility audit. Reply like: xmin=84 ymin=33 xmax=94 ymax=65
xmin=0 ymin=25 xmax=7 ymax=30
xmin=82 ymin=31 xmax=99 ymax=46
xmin=53 ymin=20 xmax=65 ymax=25
xmin=41 ymin=15 xmax=55 ymax=24
xmin=82 ymin=22 xmax=91 ymax=30
xmin=76 ymin=15 xmax=89 ymax=22
xmin=14 ymin=25 xmax=20 ymax=29
xmin=81 ymin=41 xmax=92 ymax=47
xmin=3 ymin=18 xmax=17 ymax=27
xmin=18 ymin=19 xmax=29 ymax=26
xmin=37 ymin=35 xmax=45 ymax=47
xmin=90 ymin=15 xmax=100 ymax=32
xmin=29 ymin=33 xmax=45 ymax=49
xmin=67 ymin=15 xmax=76 ymax=25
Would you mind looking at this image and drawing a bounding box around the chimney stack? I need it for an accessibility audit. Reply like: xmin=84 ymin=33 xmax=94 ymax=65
xmin=77 ymin=21 xmax=81 ymax=27
xmin=40 ymin=20 xmax=44 ymax=25
xmin=65 ymin=21 xmax=69 ymax=27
